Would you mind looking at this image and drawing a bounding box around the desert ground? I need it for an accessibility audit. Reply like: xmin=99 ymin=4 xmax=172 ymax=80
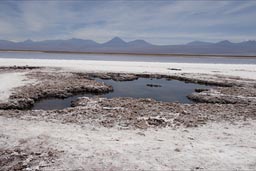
xmin=0 ymin=58 xmax=256 ymax=170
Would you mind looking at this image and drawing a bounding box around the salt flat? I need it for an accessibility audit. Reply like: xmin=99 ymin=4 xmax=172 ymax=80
xmin=0 ymin=58 xmax=256 ymax=79
xmin=1 ymin=116 xmax=256 ymax=170
xmin=0 ymin=59 xmax=255 ymax=170
xmin=0 ymin=72 xmax=34 ymax=103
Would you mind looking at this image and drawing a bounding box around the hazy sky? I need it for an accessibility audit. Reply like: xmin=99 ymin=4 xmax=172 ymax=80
xmin=1 ymin=0 xmax=256 ymax=44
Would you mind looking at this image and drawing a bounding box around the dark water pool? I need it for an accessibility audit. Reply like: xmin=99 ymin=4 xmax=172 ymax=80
xmin=32 ymin=78 xmax=211 ymax=110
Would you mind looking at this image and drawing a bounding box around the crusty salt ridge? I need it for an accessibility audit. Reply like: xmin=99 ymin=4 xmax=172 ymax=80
xmin=0 ymin=116 xmax=255 ymax=170
xmin=0 ymin=58 xmax=255 ymax=79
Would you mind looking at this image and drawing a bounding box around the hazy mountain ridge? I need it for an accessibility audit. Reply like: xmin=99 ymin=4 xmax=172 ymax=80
xmin=1 ymin=37 xmax=256 ymax=55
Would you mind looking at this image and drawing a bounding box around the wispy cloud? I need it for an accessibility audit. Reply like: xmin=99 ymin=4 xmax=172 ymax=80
xmin=224 ymin=1 xmax=256 ymax=15
xmin=0 ymin=0 xmax=255 ymax=44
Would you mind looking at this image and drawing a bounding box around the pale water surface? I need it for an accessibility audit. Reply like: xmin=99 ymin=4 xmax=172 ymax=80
xmin=1 ymin=51 xmax=256 ymax=64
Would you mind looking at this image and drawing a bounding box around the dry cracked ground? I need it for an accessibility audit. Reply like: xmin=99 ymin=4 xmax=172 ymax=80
xmin=0 ymin=66 xmax=256 ymax=171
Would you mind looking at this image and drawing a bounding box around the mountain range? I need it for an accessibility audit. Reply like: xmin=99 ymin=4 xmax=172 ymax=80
xmin=1 ymin=37 xmax=256 ymax=56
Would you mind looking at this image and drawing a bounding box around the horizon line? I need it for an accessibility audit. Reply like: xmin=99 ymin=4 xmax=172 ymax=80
xmin=1 ymin=37 xmax=256 ymax=46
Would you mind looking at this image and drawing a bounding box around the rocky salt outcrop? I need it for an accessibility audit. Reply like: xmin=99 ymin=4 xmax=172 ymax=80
xmin=0 ymin=66 xmax=42 ymax=71
xmin=0 ymin=146 xmax=61 ymax=171
xmin=146 ymin=84 xmax=162 ymax=87
xmin=86 ymin=72 xmax=139 ymax=81
xmin=1 ymin=97 xmax=255 ymax=129
xmin=0 ymin=71 xmax=113 ymax=110
xmin=188 ymin=87 xmax=256 ymax=104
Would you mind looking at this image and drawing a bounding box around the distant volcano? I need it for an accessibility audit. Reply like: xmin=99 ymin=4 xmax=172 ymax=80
xmin=1 ymin=37 xmax=256 ymax=56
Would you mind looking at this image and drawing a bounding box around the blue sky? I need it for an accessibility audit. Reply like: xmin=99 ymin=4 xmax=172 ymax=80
xmin=0 ymin=0 xmax=256 ymax=45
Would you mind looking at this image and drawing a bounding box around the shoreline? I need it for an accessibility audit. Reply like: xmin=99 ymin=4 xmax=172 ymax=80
xmin=0 ymin=57 xmax=256 ymax=79
xmin=1 ymin=49 xmax=256 ymax=58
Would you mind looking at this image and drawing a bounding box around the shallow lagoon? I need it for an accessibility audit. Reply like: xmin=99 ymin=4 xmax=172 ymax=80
xmin=32 ymin=78 xmax=211 ymax=110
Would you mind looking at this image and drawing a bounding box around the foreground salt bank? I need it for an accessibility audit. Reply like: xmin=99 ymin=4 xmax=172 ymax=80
xmin=0 ymin=64 xmax=256 ymax=170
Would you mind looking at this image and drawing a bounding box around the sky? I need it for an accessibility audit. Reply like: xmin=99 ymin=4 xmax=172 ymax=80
xmin=0 ymin=0 xmax=256 ymax=45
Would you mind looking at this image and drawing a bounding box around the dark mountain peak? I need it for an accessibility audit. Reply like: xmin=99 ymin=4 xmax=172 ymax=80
xmin=217 ymin=40 xmax=233 ymax=45
xmin=69 ymin=38 xmax=83 ymax=41
xmin=187 ymin=41 xmax=213 ymax=46
xmin=242 ymin=40 xmax=256 ymax=45
xmin=23 ymin=39 xmax=34 ymax=43
xmin=103 ymin=37 xmax=127 ymax=46
xmin=0 ymin=39 xmax=13 ymax=43
xmin=68 ymin=38 xmax=91 ymax=42
xmin=67 ymin=38 xmax=98 ymax=44
xmin=110 ymin=37 xmax=126 ymax=43
xmin=128 ymin=39 xmax=152 ymax=46
xmin=1 ymin=38 xmax=256 ymax=55
xmin=70 ymin=38 xmax=81 ymax=40
xmin=19 ymin=39 xmax=35 ymax=46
